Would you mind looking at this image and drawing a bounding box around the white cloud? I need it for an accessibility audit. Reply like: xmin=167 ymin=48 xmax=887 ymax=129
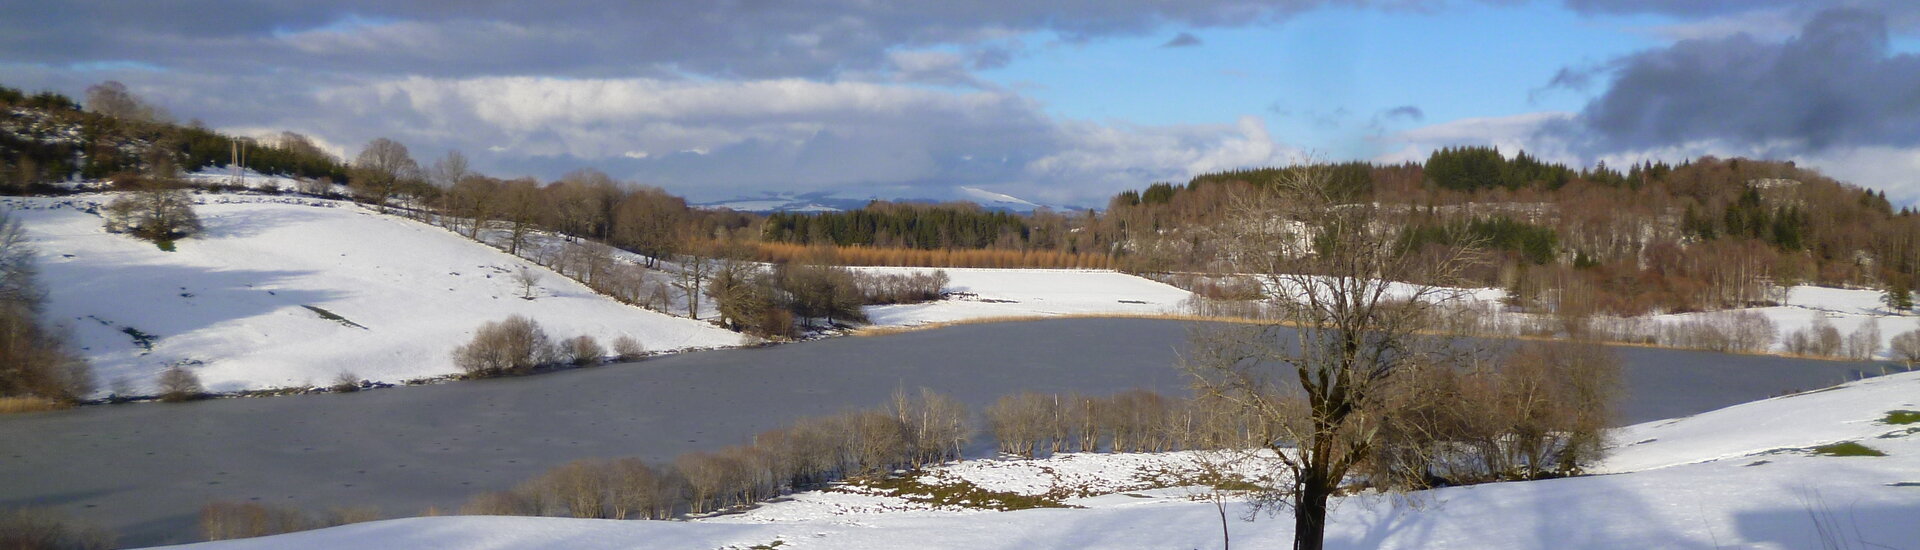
xmin=295 ymin=75 xmax=1291 ymax=205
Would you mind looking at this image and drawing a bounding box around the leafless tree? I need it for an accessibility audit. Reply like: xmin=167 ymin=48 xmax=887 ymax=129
xmin=1844 ymin=317 xmax=1882 ymax=361
xmin=157 ymin=366 xmax=205 ymax=402
xmin=611 ymin=335 xmax=645 ymax=360
xmin=0 ymin=506 xmax=114 ymax=549
xmin=429 ymin=150 xmax=470 ymax=188
xmin=563 ymin=335 xmax=604 ymax=366
xmin=452 ymin=315 xmax=554 ymax=377
xmin=496 ymin=178 xmax=545 ymax=255
xmin=848 ymin=410 xmax=909 ymax=475
xmin=673 ymin=241 xmax=717 ymax=319
xmin=84 ymin=80 xmax=169 ymax=124
xmin=604 ymin=458 xmax=666 ymax=520
xmin=330 ymin=371 xmax=360 ymax=393
xmin=349 ymin=138 xmax=421 ymax=211
xmin=986 ymin=392 xmax=1052 ymax=458
xmin=537 ymin=459 xmax=611 ymax=518
xmin=890 ymin=387 xmax=971 ymax=467
xmin=103 ymin=183 xmax=200 ymax=244
xmin=1891 ymin=329 xmax=1920 ymax=367
xmin=513 ymin=266 xmax=540 ymax=300
xmin=1181 ymin=163 xmax=1487 ymax=550
xmin=676 ymin=451 xmax=727 ymax=514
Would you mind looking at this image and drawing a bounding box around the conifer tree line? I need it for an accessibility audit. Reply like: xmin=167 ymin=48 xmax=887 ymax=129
xmin=1109 ymin=148 xmax=1920 ymax=316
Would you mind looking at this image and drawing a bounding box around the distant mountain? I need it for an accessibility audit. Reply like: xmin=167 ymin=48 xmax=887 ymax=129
xmin=695 ymin=187 xmax=1083 ymax=214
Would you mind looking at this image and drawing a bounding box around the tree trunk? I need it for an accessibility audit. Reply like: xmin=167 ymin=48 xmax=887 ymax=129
xmin=1294 ymin=475 xmax=1330 ymax=550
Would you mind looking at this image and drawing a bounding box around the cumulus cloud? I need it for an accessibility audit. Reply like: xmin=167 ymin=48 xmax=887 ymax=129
xmin=0 ymin=1 xmax=1366 ymax=81
xmin=266 ymin=76 xmax=1282 ymax=205
xmin=1571 ymin=8 xmax=1920 ymax=154
xmin=1379 ymin=8 xmax=1920 ymax=202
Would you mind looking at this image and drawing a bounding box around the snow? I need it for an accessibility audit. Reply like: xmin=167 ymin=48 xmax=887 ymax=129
xmin=1647 ymin=285 xmax=1920 ymax=360
xmin=155 ymin=370 xmax=1920 ymax=549
xmin=958 ymin=186 xmax=1042 ymax=209
xmin=181 ymin=167 xmax=311 ymax=192
xmin=4 ymin=193 xmax=742 ymax=395
xmin=857 ymin=267 xmax=1195 ymax=327
xmin=1601 ymin=367 xmax=1920 ymax=473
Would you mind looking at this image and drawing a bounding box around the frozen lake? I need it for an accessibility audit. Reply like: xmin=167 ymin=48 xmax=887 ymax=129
xmin=0 ymin=318 xmax=1890 ymax=547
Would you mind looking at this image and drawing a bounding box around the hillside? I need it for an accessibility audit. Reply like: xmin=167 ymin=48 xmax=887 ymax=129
xmin=4 ymin=193 xmax=743 ymax=395
xmin=157 ymin=369 xmax=1920 ymax=549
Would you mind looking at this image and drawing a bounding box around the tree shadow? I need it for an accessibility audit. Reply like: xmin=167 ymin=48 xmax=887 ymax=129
xmin=43 ymin=261 xmax=340 ymax=386
xmin=1331 ymin=472 xmax=1693 ymax=549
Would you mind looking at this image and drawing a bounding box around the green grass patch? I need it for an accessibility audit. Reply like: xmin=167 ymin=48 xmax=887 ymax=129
xmin=302 ymin=305 xmax=368 ymax=330
xmin=850 ymin=474 xmax=1073 ymax=511
xmin=1884 ymin=410 xmax=1920 ymax=425
xmin=1810 ymin=441 xmax=1887 ymax=457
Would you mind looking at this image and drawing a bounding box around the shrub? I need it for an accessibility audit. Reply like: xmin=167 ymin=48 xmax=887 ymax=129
xmin=102 ymin=187 xmax=201 ymax=243
xmin=459 ymin=491 xmax=537 ymax=516
xmin=330 ymin=371 xmax=360 ymax=393
xmin=852 ymin=270 xmax=949 ymax=305
xmin=564 ymin=335 xmax=604 ymax=366
xmin=773 ymin=263 xmax=867 ymax=324
xmin=0 ymin=506 xmax=114 ymax=550
xmin=157 ymin=366 xmax=206 ymax=402
xmin=198 ymin=501 xmax=311 ymax=541
xmin=611 ymin=335 xmax=646 ymax=360
xmin=452 ymin=315 xmax=553 ymax=377
xmin=1892 ymin=329 xmax=1920 ymax=365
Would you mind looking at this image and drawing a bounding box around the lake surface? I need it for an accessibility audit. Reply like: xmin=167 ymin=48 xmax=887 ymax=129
xmin=0 ymin=318 xmax=1889 ymax=547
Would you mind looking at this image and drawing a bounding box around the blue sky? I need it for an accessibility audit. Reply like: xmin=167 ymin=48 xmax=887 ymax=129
xmin=982 ymin=2 xmax=1672 ymax=159
xmin=4 ymin=1 xmax=1920 ymax=205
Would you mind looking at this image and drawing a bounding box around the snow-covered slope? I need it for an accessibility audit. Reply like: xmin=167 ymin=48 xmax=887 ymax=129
xmin=1647 ymin=285 xmax=1920 ymax=360
xmin=858 ymin=267 xmax=1194 ymax=327
xmin=6 ymin=193 xmax=741 ymax=395
xmin=156 ymin=371 xmax=1920 ymax=549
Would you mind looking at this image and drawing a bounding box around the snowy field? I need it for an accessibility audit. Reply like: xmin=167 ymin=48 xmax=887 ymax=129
xmin=159 ymin=369 xmax=1920 ymax=549
xmin=3 ymin=193 xmax=742 ymax=395
xmin=858 ymin=267 xmax=1195 ymax=327
xmin=1649 ymin=285 xmax=1920 ymax=361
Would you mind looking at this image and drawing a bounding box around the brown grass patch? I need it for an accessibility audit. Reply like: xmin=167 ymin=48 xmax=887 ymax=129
xmin=0 ymin=396 xmax=71 ymax=414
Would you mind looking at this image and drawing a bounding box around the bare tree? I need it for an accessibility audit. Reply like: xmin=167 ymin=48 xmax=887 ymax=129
xmin=429 ymin=150 xmax=470 ymax=188
xmin=1892 ymin=329 xmax=1920 ymax=367
xmin=611 ymin=335 xmax=645 ymax=360
xmin=1844 ymin=317 xmax=1882 ymax=361
xmin=890 ymin=387 xmax=971 ymax=467
xmin=157 ymin=366 xmax=206 ymax=402
xmin=1181 ymin=163 xmax=1486 ymax=550
xmin=986 ymin=392 xmax=1051 ymax=458
xmin=103 ymin=181 xmax=200 ymax=244
xmin=513 ymin=266 xmax=540 ymax=300
xmin=564 ymin=335 xmax=604 ymax=366
xmin=84 ymin=80 xmax=170 ymax=124
xmin=452 ymin=315 xmax=553 ymax=377
xmin=349 ymin=138 xmax=421 ymax=212
xmin=672 ymin=240 xmax=717 ymax=319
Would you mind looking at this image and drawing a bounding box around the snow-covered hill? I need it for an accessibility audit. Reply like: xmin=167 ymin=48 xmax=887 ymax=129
xmin=858 ymin=267 xmax=1196 ymax=327
xmin=156 ymin=370 xmax=1920 ymax=549
xmin=5 ymin=193 xmax=742 ymax=395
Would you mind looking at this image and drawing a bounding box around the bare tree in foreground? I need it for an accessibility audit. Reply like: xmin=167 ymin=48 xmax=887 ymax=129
xmin=1181 ymin=164 xmax=1486 ymax=550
